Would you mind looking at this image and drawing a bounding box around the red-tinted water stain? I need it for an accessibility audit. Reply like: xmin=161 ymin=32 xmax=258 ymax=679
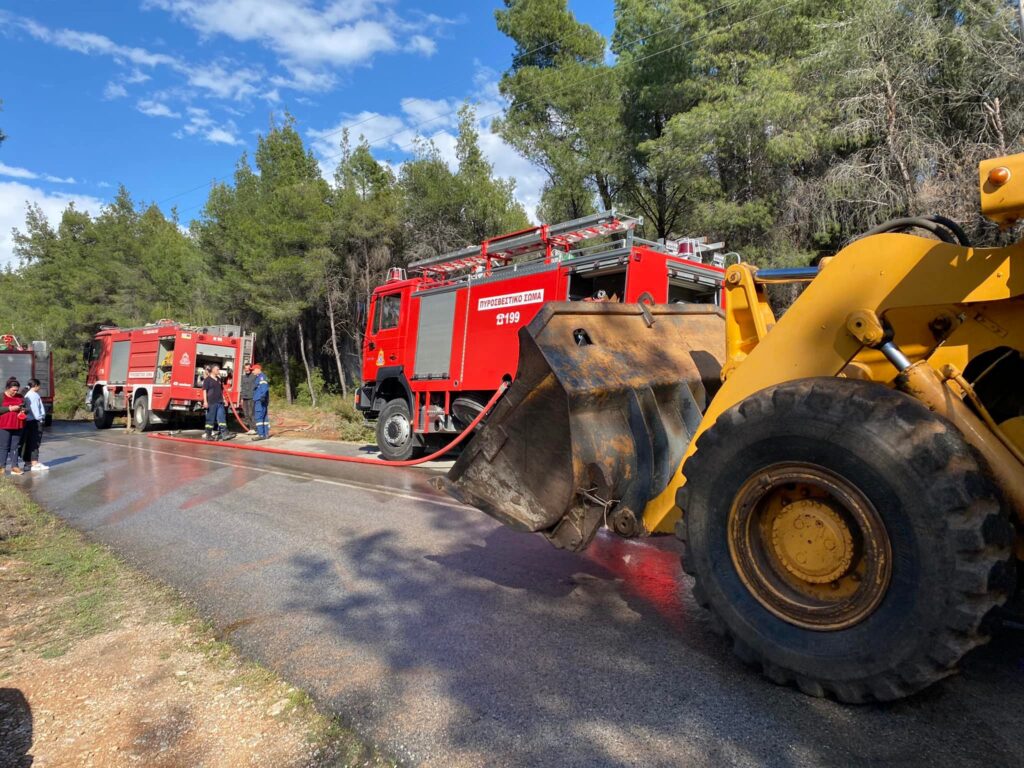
xmin=583 ymin=535 xmax=687 ymax=632
xmin=98 ymin=451 xmax=256 ymax=525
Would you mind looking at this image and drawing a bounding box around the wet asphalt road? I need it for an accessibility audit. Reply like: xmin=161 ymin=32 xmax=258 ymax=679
xmin=18 ymin=422 xmax=1024 ymax=768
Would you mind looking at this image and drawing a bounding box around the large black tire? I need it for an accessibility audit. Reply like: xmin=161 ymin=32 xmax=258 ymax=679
xmin=376 ymin=398 xmax=420 ymax=462
xmin=132 ymin=395 xmax=150 ymax=432
xmin=93 ymin=399 xmax=114 ymax=430
xmin=677 ymin=377 xmax=1015 ymax=703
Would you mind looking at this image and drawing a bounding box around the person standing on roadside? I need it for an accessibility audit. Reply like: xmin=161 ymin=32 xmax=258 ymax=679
xmin=1 ymin=379 xmax=25 ymax=476
xmin=20 ymin=378 xmax=47 ymax=472
xmin=240 ymin=363 xmax=257 ymax=435
xmin=201 ymin=365 xmax=235 ymax=442
xmin=251 ymin=364 xmax=270 ymax=441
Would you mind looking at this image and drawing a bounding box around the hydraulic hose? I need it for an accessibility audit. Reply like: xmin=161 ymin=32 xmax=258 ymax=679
xmin=858 ymin=215 xmax=971 ymax=246
xmin=147 ymin=383 xmax=509 ymax=467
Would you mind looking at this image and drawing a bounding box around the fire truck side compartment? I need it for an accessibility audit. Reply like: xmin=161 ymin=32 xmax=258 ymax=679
xmin=0 ymin=354 xmax=32 ymax=385
xmin=110 ymin=341 xmax=130 ymax=384
xmin=413 ymin=290 xmax=457 ymax=380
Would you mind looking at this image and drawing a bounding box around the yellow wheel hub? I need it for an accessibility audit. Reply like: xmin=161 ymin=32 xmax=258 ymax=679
xmin=770 ymin=500 xmax=854 ymax=584
xmin=728 ymin=463 xmax=892 ymax=631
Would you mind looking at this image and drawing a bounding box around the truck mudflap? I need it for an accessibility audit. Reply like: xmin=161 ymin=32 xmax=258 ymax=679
xmin=437 ymin=302 xmax=725 ymax=552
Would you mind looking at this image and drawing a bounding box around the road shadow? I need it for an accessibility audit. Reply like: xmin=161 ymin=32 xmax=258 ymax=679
xmin=40 ymin=454 xmax=80 ymax=468
xmin=273 ymin=499 xmax=1024 ymax=767
xmin=0 ymin=688 xmax=34 ymax=767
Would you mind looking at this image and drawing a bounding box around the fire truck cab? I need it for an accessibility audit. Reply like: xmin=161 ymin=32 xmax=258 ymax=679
xmin=0 ymin=334 xmax=55 ymax=425
xmin=84 ymin=320 xmax=254 ymax=431
xmin=357 ymin=211 xmax=727 ymax=461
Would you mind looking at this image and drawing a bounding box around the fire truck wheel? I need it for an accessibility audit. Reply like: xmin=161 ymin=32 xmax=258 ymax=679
xmin=93 ymin=399 xmax=114 ymax=430
xmin=133 ymin=395 xmax=151 ymax=432
xmin=376 ymin=398 xmax=419 ymax=462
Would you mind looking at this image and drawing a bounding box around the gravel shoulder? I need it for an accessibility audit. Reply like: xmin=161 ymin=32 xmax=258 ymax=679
xmin=0 ymin=479 xmax=396 ymax=768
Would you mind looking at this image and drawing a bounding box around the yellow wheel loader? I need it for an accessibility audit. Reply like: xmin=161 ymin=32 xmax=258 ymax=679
xmin=440 ymin=154 xmax=1024 ymax=703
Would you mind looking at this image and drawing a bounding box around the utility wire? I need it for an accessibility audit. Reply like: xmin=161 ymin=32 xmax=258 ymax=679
xmin=259 ymin=0 xmax=753 ymax=172
xmin=174 ymin=0 xmax=797 ymax=218
xmin=158 ymin=0 xmax=755 ymax=210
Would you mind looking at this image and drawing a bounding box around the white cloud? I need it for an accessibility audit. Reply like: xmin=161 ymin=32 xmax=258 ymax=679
xmin=124 ymin=68 xmax=151 ymax=84
xmin=11 ymin=7 xmax=452 ymax=104
xmin=21 ymin=18 xmax=178 ymax=68
xmin=408 ymin=35 xmax=436 ymax=57
xmin=205 ymin=127 xmax=244 ymax=146
xmin=13 ymin=15 xmax=264 ymax=102
xmin=0 ymin=182 xmax=105 ymax=267
xmin=308 ymin=111 xmax=412 ymax=158
xmin=178 ymin=108 xmax=245 ymax=146
xmin=0 ymin=162 xmax=76 ymax=185
xmin=307 ymin=69 xmax=546 ymax=220
xmin=103 ymin=82 xmax=128 ymax=100
xmin=185 ymin=61 xmax=261 ymax=100
xmin=399 ymin=97 xmax=458 ymax=129
xmin=137 ymin=99 xmax=181 ymax=118
xmin=147 ymin=0 xmax=452 ymax=92
xmin=0 ymin=163 xmax=38 ymax=181
xmin=269 ymin=66 xmax=336 ymax=93
xmin=147 ymin=0 xmax=398 ymax=66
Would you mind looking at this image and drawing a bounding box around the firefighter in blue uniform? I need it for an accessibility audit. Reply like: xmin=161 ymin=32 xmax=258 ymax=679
xmin=251 ymin=364 xmax=270 ymax=441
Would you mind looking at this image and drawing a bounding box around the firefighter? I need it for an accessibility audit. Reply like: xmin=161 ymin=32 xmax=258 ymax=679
xmin=202 ymin=365 xmax=235 ymax=441
xmin=251 ymin=364 xmax=270 ymax=441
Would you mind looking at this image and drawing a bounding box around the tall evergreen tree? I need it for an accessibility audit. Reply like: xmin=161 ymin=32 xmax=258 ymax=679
xmin=495 ymin=0 xmax=624 ymax=216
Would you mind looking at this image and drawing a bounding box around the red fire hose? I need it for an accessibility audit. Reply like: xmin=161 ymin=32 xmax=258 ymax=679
xmin=147 ymin=383 xmax=508 ymax=467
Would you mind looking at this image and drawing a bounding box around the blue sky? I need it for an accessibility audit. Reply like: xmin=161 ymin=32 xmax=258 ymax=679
xmin=0 ymin=1 xmax=614 ymax=266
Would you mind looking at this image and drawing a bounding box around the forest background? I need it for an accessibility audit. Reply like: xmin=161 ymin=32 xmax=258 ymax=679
xmin=1 ymin=0 xmax=1021 ymax=414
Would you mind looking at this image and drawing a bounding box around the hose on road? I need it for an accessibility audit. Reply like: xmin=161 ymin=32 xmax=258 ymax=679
xmin=148 ymin=383 xmax=508 ymax=467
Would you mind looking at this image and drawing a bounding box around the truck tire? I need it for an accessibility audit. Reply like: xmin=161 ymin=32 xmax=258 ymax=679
xmin=376 ymin=399 xmax=419 ymax=462
xmin=132 ymin=395 xmax=150 ymax=432
xmin=676 ymin=377 xmax=1015 ymax=703
xmin=93 ymin=399 xmax=114 ymax=430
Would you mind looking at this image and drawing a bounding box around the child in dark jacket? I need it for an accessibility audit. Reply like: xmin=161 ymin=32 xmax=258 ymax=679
xmin=1 ymin=378 xmax=26 ymax=475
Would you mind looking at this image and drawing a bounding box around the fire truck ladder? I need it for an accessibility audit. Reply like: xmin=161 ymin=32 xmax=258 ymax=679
xmin=409 ymin=211 xmax=641 ymax=279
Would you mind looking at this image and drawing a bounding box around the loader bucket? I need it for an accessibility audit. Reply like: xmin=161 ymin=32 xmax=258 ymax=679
xmin=438 ymin=302 xmax=725 ymax=552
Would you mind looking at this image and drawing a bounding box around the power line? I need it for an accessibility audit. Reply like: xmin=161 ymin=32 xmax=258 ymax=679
xmin=158 ymin=0 xmax=755 ymax=211
xmin=175 ymin=0 xmax=797 ymax=218
xmin=286 ymin=0 xmax=795 ymax=186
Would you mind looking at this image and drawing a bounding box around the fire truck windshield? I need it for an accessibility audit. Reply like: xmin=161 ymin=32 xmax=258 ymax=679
xmin=374 ymin=294 xmax=401 ymax=332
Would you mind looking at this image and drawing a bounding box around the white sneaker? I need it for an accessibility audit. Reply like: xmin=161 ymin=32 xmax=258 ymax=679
xmin=31 ymin=463 xmax=50 ymax=471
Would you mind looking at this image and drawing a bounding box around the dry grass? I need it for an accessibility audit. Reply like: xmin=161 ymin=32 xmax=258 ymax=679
xmin=0 ymin=481 xmax=396 ymax=768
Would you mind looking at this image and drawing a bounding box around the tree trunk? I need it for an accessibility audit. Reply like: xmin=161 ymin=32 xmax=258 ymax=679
xmin=881 ymin=61 xmax=914 ymax=209
xmin=296 ymin=319 xmax=317 ymax=407
xmin=595 ymin=173 xmax=614 ymax=212
xmin=325 ymin=286 xmax=347 ymax=397
xmin=276 ymin=332 xmax=293 ymax=404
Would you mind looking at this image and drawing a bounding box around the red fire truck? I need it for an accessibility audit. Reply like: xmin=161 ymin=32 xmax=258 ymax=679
xmin=0 ymin=334 xmax=54 ymax=425
xmin=356 ymin=211 xmax=727 ymax=460
xmin=84 ymin=320 xmax=255 ymax=431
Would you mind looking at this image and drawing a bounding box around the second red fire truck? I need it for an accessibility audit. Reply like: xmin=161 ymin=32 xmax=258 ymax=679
xmin=0 ymin=334 xmax=55 ymax=425
xmin=84 ymin=320 xmax=254 ymax=430
xmin=356 ymin=211 xmax=727 ymax=460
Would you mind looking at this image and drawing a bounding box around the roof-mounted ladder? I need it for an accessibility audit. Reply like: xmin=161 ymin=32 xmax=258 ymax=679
xmin=409 ymin=211 xmax=641 ymax=279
